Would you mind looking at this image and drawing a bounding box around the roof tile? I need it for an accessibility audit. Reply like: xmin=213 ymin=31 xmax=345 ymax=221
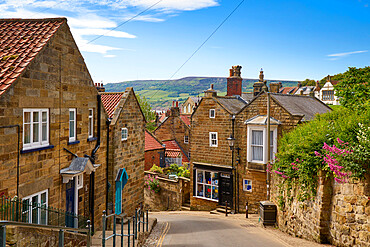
xmin=0 ymin=18 xmax=65 ymax=96
xmin=100 ymin=92 xmax=124 ymax=118
xmin=145 ymin=130 xmax=164 ymax=151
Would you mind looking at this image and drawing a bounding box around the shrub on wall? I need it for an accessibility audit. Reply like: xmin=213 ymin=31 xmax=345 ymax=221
xmin=270 ymin=107 xmax=370 ymax=201
xmin=149 ymin=164 xmax=164 ymax=174
xmin=145 ymin=174 xmax=160 ymax=193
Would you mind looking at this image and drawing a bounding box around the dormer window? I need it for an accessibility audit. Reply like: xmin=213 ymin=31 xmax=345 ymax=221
xmin=209 ymin=109 xmax=215 ymax=118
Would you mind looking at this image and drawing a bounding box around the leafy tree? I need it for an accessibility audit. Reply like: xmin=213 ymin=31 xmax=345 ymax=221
xmin=301 ymin=79 xmax=316 ymax=86
xmin=334 ymin=67 xmax=370 ymax=111
xmin=137 ymin=94 xmax=157 ymax=131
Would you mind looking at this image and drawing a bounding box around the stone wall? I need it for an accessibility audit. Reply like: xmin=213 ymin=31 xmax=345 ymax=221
xmin=0 ymin=21 xmax=107 ymax=230
xmin=144 ymin=171 xmax=190 ymax=211
xmin=6 ymin=225 xmax=87 ymax=246
xmin=108 ymin=88 xmax=146 ymax=217
xmin=271 ymin=173 xmax=370 ymax=247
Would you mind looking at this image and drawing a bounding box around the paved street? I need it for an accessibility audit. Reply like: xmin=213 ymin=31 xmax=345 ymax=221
xmin=143 ymin=211 xmax=334 ymax=247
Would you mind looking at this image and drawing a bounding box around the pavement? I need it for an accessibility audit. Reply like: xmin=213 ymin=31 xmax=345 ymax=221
xmin=142 ymin=211 xmax=334 ymax=247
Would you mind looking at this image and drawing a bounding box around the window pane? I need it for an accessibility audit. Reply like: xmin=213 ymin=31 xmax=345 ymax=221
xmin=197 ymin=184 xmax=204 ymax=197
xmin=252 ymin=146 xmax=263 ymax=161
xmin=31 ymin=195 xmax=39 ymax=224
xmin=89 ymin=109 xmax=93 ymax=117
xmin=33 ymin=112 xmax=39 ymax=123
xmin=42 ymin=123 xmax=47 ymax=141
xmin=42 ymin=112 xmax=47 ymax=122
xmin=212 ymin=186 xmax=218 ymax=200
xmin=205 ymin=185 xmax=211 ymax=198
xmin=252 ymin=130 xmax=263 ymax=145
xmin=22 ymin=199 xmax=30 ymax=222
xmin=69 ymin=110 xmax=74 ymax=121
xmin=69 ymin=120 xmax=75 ymax=138
xmin=197 ymin=171 xmax=203 ymax=183
xmin=24 ymin=124 xmax=31 ymax=144
xmin=205 ymin=172 xmax=211 ymax=185
xmin=40 ymin=192 xmax=47 ymax=224
xmin=33 ymin=123 xmax=39 ymax=142
xmin=212 ymin=172 xmax=218 ymax=185
xmin=24 ymin=112 xmax=30 ymax=123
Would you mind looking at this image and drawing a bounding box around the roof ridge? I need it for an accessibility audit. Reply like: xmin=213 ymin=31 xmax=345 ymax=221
xmin=99 ymin=92 xmax=125 ymax=95
xmin=0 ymin=17 xmax=67 ymax=22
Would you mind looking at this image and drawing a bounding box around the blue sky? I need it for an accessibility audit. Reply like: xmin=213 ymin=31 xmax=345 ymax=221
xmin=1 ymin=0 xmax=369 ymax=82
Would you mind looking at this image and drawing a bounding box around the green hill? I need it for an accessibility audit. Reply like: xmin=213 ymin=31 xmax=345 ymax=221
xmin=104 ymin=77 xmax=299 ymax=109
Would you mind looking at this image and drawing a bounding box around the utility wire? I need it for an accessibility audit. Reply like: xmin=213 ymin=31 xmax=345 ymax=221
xmin=86 ymin=0 xmax=163 ymax=45
xmin=148 ymin=0 xmax=245 ymax=99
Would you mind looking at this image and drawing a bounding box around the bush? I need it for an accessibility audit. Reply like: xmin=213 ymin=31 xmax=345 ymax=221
xmin=145 ymin=175 xmax=160 ymax=193
xmin=177 ymin=166 xmax=190 ymax=178
xmin=270 ymin=107 xmax=370 ymax=201
xmin=149 ymin=164 xmax=164 ymax=174
xmin=167 ymin=164 xmax=180 ymax=174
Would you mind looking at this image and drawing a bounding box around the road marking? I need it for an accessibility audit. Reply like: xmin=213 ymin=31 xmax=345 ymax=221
xmin=157 ymin=222 xmax=170 ymax=247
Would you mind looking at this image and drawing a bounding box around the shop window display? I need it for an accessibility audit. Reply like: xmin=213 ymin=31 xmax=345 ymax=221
xmin=195 ymin=170 xmax=218 ymax=201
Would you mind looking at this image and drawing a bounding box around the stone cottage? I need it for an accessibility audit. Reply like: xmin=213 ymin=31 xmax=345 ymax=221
xmin=154 ymin=101 xmax=191 ymax=164
xmin=0 ymin=18 xmax=107 ymax=231
xmin=190 ymin=66 xmax=332 ymax=213
xmin=181 ymin=96 xmax=201 ymax=115
xmin=100 ymin=88 xmax=146 ymax=216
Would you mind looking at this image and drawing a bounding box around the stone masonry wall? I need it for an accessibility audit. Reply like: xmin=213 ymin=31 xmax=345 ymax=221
xmin=6 ymin=225 xmax=87 ymax=246
xmin=271 ymin=173 xmax=370 ymax=247
xmin=144 ymin=171 xmax=190 ymax=211
xmin=108 ymin=89 xmax=146 ymax=217
xmin=0 ymin=21 xmax=107 ymax=231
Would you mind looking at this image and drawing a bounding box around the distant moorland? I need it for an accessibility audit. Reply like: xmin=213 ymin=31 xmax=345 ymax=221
xmin=104 ymin=77 xmax=300 ymax=109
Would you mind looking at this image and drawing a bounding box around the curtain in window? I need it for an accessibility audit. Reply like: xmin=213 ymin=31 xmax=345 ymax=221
xmin=252 ymin=130 xmax=263 ymax=161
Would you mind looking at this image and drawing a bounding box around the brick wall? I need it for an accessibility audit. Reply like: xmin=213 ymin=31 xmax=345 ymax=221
xmin=108 ymin=88 xmax=145 ymax=217
xmin=145 ymin=148 xmax=165 ymax=171
xmin=0 ymin=22 xmax=107 ymax=230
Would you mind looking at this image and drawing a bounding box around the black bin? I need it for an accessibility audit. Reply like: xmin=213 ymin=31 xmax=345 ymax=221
xmin=259 ymin=201 xmax=277 ymax=225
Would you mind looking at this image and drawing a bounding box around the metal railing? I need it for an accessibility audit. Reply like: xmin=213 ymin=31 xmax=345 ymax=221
xmin=102 ymin=206 xmax=149 ymax=247
xmin=0 ymin=220 xmax=91 ymax=247
xmin=0 ymin=195 xmax=88 ymax=229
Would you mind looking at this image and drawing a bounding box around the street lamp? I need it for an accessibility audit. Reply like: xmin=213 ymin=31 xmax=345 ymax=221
xmin=227 ymin=134 xmax=235 ymax=150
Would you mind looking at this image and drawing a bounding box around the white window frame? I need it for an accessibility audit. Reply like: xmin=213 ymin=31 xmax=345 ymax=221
xmin=184 ymin=135 xmax=189 ymax=144
xmin=209 ymin=132 xmax=218 ymax=147
xmin=121 ymin=128 xmax=128 ymax=141
xmin=183 ymin=106 xmax=186 ymax=114
xmin=88 ymin=109 xmax=93 ymax=138
xmin=69 ymin=108 xmax=76 ymax=142
xmin=22 ymin=189 xmax=48 ymax=225
xmin=194 ymin=169 xmax=219 ymax=202
xmin=243 ymin=179 xmax=252 ymax=192
xmin=77 ymin=174 xmax=83 ymax=190
xmin=247 ymin=125 xmax=277 ymax=164
xmin=209 ymin=109 xmax=215 ymax=118
xmin=188 ymin=104 xmax=191 ymax=113
xmin=23 ymin=109 xmax=49 ymax=150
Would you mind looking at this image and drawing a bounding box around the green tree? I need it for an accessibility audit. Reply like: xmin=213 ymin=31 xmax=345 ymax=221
xmin=301 ymin=79 xmax=316 ymax=86
xmin=137 ymin=94 xmax=157 ymax=131
xmin=334 ymin=67 xmax=370 ymax=111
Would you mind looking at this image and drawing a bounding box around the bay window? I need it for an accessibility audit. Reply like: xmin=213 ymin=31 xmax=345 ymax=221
xmin=247 ymin=125 xmax=277 ymax=164
xmin=23 ymin=109 xmax=49 ymax=150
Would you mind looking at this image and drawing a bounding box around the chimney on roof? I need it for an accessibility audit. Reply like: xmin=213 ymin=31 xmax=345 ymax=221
xmin=315 ymin=80 xmax=321 ymax=90
xmin=297 ymin=81 xmax=302 ymax=88
xmin=204 ymin=83 xmax=217 ymax=98
xmin=95 ymin=82 xmax=105 ymax=92
xmin=227 ymin=65 xmax=242 ymax=96
xmin=327 ymin=75 xmax=331 ymax=82
xmin=269 ymin=82 xmax=282 ymax=93
xmin=171 ymin=100 xmax=180 ymax=117
xmin=253 ymin=69 xmax=267 ymax=96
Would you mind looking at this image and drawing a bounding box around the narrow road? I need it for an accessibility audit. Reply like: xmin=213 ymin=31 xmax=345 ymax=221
xmin=151 ymin=212 xmax=287 ymax=247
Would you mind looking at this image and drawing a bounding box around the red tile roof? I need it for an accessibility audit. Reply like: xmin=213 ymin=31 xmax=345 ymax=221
xmin=0 ymin=18 xmax=65 ymax=96
xmin=100 ymin=92 xmax=124 ymax=118
xmin=145 ymin=130 xmax=164 ymax=151
xmin=165 ymin=150 xmax=181 ymax=158
xmin=279 ymin=87 xmax=299 ymax=95
xmin=162 ymin=140 xmax=189 ymax=163
xmin=158 ymin=113 xmax=167 ymax=122
xmin=180 ymin=115 xmax=190 ymax=126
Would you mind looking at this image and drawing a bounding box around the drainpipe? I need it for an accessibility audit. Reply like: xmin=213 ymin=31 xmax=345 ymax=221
xmin=105 ymin=118 xmax=111 ymax=213
xmin=267 ymin=92 xmax=271 ymax=201
xmin=0 ymin=125 xmax=20 ymax=197
xmin=231 ymin=115 xmax=236 ymax=212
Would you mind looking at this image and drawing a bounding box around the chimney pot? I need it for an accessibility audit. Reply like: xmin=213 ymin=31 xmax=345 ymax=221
xmin=172 ymin=101 xmax=174 ymax=107
xmin=176 ymin=101 xmax=178 ymax=107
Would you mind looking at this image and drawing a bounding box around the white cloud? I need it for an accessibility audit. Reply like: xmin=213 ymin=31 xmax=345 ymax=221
xmin=104 ymin=55 xmax=117 ymax=58
xmin=327 ymin=50 xmax=368 ymax=60
xmin=121 ymin=0 xmax=219 ymax=11
xmin=71 ymin=28 xmax=136 ymax=38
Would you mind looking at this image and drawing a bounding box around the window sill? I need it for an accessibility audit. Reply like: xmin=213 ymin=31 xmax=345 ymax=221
xmin=21 ymin=145 xmax=54 ymax=154
xmin=193 ymin=196 xmax=218 ymax=202
xmin=68 ymin=140 xmax=80 ymax=145
xmin=87 ymin=137 xmax=97 ymax=142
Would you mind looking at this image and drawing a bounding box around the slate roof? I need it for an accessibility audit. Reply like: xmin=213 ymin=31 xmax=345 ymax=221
xmin=145 ymin=130 xmax=164 ymax=151
xmin=271 ymin=93 xmax=332 ymax=121
xmin=100 ymin=92 xmax=124 ymax=118
xmin=241 ymin=92 xmax=255 ymax=103
xmin=190 ymin=96 xmax=201 ymax=104
xmin=0 ymin=18 xmax=65 ymax=96
xmin=162 ymin=140 xmax=189 ymax=163
xmin=295 ymin=86 xmax=316 ymax=95
xmin=215 ymin=96 xmax=248 ymax=114
xmin=180 ymin=115 xmax=190 ymax=126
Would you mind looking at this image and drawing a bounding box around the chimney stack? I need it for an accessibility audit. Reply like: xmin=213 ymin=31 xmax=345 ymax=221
xmin=95 ymin=82 xmax=105 ymax=92
xmin=253 ymin=69 xmax=266 ymax=96
xmin=204 ymin=84 xmax=217 ymax=98
xmin=227 ymin=65 xmax=242 ymax=96
xmin=171 ymin=100 xmax=180 ymax=117
xmin=269 ymin=82 xmax=282 ymax=93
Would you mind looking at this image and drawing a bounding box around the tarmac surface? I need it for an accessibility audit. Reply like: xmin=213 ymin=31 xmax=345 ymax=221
xmin=143 ymin=211 xmax=334 ymax=247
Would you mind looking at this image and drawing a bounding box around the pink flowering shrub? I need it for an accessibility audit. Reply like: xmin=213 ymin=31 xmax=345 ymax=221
xmin=145 ymin=174 xmax=160 ymax=193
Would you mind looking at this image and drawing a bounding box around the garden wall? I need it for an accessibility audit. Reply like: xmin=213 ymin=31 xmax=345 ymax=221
xmin=271 ymin=173 xmax=370 ymax=247
xmin=144 ymin=171 xmax=190 ymax=211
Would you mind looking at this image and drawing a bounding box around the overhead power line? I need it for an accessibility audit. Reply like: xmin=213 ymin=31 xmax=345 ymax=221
xmin=148 ymin=0 xmax=245 ymax=99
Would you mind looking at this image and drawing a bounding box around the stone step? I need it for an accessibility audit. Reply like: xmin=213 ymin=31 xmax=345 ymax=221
xmin=181 ymin=205 xmax=190 ymax=211
xmin=216 ymin=207 xmax=231 ymax=214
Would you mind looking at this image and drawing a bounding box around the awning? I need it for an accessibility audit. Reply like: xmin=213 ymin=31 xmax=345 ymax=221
xmin=60 ymin=157 xmax=101 ymax=183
